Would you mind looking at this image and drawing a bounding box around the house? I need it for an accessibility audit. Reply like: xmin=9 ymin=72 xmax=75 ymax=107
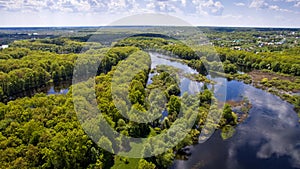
xmin=232 ymin=46 xmax=242 ymax=50
xmin=0 ymin=45 xmax=9 ymax=50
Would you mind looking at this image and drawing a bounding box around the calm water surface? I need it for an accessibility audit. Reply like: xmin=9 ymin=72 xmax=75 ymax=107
xmin=148 ymin=52 xmax=300 ymax=169
xmin=173 ymin=80 xmax=300 ymax=169
xmin=5 ymin=81 xmax=71 ymax=102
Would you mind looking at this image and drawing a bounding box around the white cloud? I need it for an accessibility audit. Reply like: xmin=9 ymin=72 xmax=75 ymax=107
xmin=0 ymin=0 xmax=222 ymax=16
xmin=0 ymin=0 xmax=110 ymax=12
xmin=268 ymin=4 xmax=292 ymax=12
xmin=2 ymin=0 xmax=24 ymax=10
xmin=249 ymin=0 xmax=269 ymax=9
xmin=71 ymin=0 xmax=91 ymax=11
xmin=135 ymin=0 xmax=184 ymax=13
xmin=295 ymin=1 xmax=300 ymax=6
xmin=158 ymin=1 xmax=167 ymax=11
xmin=286 ymin=0 xmax=300 ymax=2
xmin=192 ymin=0 xmax=224 ymax=16
xmin=249 ymin=0 xmax=292 ymax=12
xmin=107 ymin=0 xmax=127 ymax=12
xmin=234 ymin=2 xmax=246 ymax=6
xmin=285 ymin=0 xmax=300 ymax=6
xmin=181 ymin=0 xmax=187 ymax=6
xmin=0 ymin=0 xmax=299 ymax=27
xmin=146 ymin=2 xmax=155 ymax=10
xmin=269 ymin=5 xmax=280 ymax=10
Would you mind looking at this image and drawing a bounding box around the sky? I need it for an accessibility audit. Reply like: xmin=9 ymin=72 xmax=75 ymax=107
xmin=0 ymin=0 xmax=299 ymax=27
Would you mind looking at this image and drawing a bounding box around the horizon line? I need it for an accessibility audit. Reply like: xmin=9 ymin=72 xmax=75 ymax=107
xmin=0 ymin=25 xmax=300 ymax=29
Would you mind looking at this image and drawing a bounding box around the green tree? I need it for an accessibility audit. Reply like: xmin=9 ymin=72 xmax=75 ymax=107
xmin=138 ymin=159 xmax=156 ymax=169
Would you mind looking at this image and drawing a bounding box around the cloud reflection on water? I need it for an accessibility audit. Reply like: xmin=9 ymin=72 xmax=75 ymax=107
xmin=227 ymin=83 xmax=300 ymax=169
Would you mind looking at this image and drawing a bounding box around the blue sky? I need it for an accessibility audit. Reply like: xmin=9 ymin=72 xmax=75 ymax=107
xmin=0 ymin=0 xmax=299 ymax=27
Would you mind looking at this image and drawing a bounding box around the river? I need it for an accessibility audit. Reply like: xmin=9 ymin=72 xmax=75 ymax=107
xmin=7 ymin=52 xmax=300 ymax=168
xmin=147 ymin=52 xmax=300 ymax=169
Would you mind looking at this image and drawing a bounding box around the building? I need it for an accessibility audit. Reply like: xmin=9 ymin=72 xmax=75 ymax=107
xmin=0 ymin=45 xmax=9 ymax=50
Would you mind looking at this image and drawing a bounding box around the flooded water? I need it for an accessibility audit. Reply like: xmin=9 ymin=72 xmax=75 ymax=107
xmin=147 ymin=52 xmax=300 ymax=169
xmin=46 ymin=82 xmax=70 ymax=95
xmin=173 ymin=80 xmax=300 ymax=169
xmin=4 ymin=81 xmax=71 ymax=103
xmin=148 ymin=53 xmax=206 ymax=94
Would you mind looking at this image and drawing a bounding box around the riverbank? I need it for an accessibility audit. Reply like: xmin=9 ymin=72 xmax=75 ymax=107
xmin=202 ymin=68 xmax=299 ymax=122
xmin=0 ymin=80 xmax=71 ymax=103
xmin=164 ymin=54 xmax=300 ymax=123
xmin=249 ymin=70 xmax=300 ymax=93
xmin=232 ymin=70 xmax=300 ymax=121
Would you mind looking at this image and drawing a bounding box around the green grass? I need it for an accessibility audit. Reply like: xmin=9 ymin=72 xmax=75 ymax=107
xmin=111 ymin=141 xmax=147 ymax=169
xmin=111 ymin=156 xmax=140 ymax=169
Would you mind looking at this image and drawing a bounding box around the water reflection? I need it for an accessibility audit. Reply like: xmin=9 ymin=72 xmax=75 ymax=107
xmin=148 ymin=52 xmax=300 ymax=169
xmin=4 ymin=81 xmax=71 ymax=103
xmin=47 ymin=82 xmax=71 ymax=95
xmin=148 ymin=52 xmax=205 ymax=94
xmin=173 ymin=80 xmax=300 ymax=169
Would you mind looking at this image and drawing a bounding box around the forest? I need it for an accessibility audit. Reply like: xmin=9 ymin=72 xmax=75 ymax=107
xmin=0 ymin=34 xmax=241 ymax=168
xmin=0 ymin=27 xmax=299 ymax=168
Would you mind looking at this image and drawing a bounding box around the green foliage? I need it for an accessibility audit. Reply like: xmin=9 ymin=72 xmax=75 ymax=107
xmin=221 ymin=104 xmax=238 ymax=126
xmin=187 ymin=59 xmax=207 ymax=75
xmin=0 ymin=47 xmax=76 ymax=100
xmin=162 ymin=44 xmax=197 ymax=60
xmin=198 ymin=89 xmax=212 ymax=107
xmin=111 ymin=156 xmax=140 ymax=169
xmin=147 ymin=70 xmax=180 ymax=100
xmin=166 ymin=84 xmax=180 ymax=96
xmin=216 ymin=47 xmax=300 ymax=76
xmin=0 ymin=95 xmax=101 ymax=169
xmin=221 ymin=125 xmax=236 ymax=140
xmin=138 ymin=159 xmax=156 ymax=169
xmin=116 ymin=36 xmax=198 ymax=60
xmin=260 ymin=77 xmax=300 ymax=92
xmin=11 ymin=38 xmax=91 ymax=54
xmin=0 ymin=35 xmax=255 ymax=169
xmin=223 ymin=61 xmax=237 ymax=74
xmin=0 ymin=44 xmax=138 ymax=101
xmin=98 ymin=136 xmax=114 ymax=153
xmin=129 ymin=80 xmax=146 ymax=106
xmin=0 ymin=47 xmax=30 ymax=59
xmin=155 ymin=149 xmax=175 ymax=169
xmin=167 ymin=96 xmax=181 ymax=118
